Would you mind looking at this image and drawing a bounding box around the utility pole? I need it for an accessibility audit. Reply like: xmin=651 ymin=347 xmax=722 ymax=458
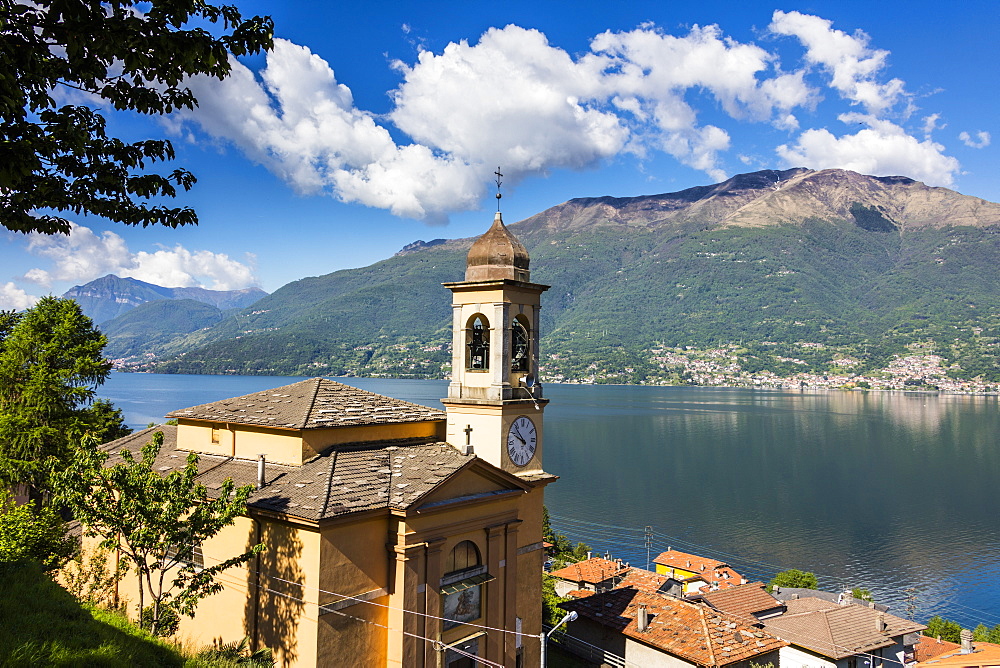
xmin=645 ymin=526 xmax=653 ymax=571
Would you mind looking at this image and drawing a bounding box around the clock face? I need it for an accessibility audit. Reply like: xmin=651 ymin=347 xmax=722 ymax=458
xmin=506 ymin=416 xmax=537 ymax=467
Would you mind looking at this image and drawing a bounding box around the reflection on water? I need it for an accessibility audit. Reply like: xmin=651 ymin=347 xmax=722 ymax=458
xmin=100 ymin=374 xmax=1000 ymax=628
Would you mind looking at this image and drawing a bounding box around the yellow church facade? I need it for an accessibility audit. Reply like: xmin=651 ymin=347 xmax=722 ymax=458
xmin=97 ymin=210 xmax=555 ymax=667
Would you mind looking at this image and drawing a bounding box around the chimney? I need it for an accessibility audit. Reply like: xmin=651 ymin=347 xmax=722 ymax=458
xmin=961 ymin=629 xmax=973 ymax=654
xmin=637 ymin=605 xmax=649 ymax=632
xmin=740 ymin=578 xmax=747 ymax=585
xmin=587 ymin=551 xmax=592 ymax=560
xmin=875 ymin=611 xmax=886 ymax=632
xmin=257 ymin=453 xmax=266 ymax=489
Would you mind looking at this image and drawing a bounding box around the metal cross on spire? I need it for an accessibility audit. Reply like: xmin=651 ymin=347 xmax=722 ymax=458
xmin=494 ymin=167 xmax=503 ymax=212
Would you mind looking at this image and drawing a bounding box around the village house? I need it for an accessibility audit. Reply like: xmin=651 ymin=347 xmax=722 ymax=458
xmin=693 ymin=581 xmax=786 ymax=622
xmin=760 ymin=596 xmax=925 ymax=668
xmin=557 ymin=567 xmax=788 ymax=668
xmin=548 ymin=556 xmax=630 ymax=597
xmin=653 ymin=548 xmax=746 ymax=594
xmin=96 ymin=211 xmax=557 ymax=667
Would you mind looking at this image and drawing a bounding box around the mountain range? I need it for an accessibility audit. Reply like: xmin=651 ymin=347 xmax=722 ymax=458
xmin=64 ymin=274 xmax=267 ymax=325
xmin=93 ymin=168 xmax=1000 ymax=383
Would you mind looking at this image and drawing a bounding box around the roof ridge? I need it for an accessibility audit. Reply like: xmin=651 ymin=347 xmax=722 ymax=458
xmin=319 ymin=448 xmax=338 ymax=518
xmin=700 ymin=604 xmax=717 ymax=666
xmin=302 ymin=377 xmax=324 ymax=427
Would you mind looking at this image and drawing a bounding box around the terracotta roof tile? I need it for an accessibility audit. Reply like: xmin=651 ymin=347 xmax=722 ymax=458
xmin=102 ymin=426 xmax=474 ymax=521
xmin=166 ymin=377 xmax=445 ymax=430
xmin=549 ymin=557 xmax=629 ymax=585
xmin=917 ymin=641 xmax=1000 ymax=668
xmin=702 ymin=582 xmax=783 ymax=617
xmin=562 ymin=587 xmax=787 ymax=667
xmin=762 ymin=597 xmax=925 ymax=660
xmin=617 ymin=568 xmax=672 ymax=593
xmin=914 ymin=635 xmax=961 ymax=663
xmin=654 ymin=549 xmax=728 ymax=573
xmin=566 ymin=590 xmax=594 ymax=599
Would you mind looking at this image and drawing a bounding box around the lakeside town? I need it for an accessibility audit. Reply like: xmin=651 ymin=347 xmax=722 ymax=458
xmin=543 ymin=346 xmax=999 ymax=394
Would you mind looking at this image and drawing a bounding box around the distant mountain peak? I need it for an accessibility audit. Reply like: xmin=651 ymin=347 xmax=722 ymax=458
xmin=63 ymin=274 xmax=268 ymax=325
xmin=516 ymin=168 xmax=1000 ymax=234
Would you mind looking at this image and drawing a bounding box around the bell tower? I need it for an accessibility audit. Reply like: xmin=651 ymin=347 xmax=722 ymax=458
xmin=442 ymin=203 xmax=549 ymax=478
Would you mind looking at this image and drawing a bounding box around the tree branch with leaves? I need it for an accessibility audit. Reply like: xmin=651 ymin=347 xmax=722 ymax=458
xmin=0 ymin=0 xmax=273 ymax=234
xmin=52 ymin=430 xmax=264 ymax=636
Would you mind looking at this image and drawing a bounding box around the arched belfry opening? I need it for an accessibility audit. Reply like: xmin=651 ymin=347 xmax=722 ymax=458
xmin=511 ymin=315 xmax=530 ymax=373
xmin=466 ymin=314 xmax=490 ymax=371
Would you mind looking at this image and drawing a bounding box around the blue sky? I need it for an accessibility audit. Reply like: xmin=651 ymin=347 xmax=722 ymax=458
xmin=2 ymin=0 xmax=997 ymax=308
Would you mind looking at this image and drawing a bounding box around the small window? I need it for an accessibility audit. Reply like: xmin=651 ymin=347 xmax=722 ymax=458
xmin=164 ymin=541 xmax=204 ymax=570
xmin=211 ymin=425 xmax=221 ymax=444
xmin=467 ymin=316 xmax=490 ymax=370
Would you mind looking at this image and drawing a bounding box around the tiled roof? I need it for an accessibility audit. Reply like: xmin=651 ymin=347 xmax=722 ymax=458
xmin=549 ymin=557 xmax=629 ymax=585
xmin=654 ymin=549 xmax=728 ymax=573
xmin=166 ymin=377 xmax=445 ymax=430
xmin=917 ymin=641 xmax=1000 ymax=667
xmin=690 ymin=566 xmax=745 ymax=592
xmin=701 ymin=582 xmax=783 ymax=617
xmin=566 ymin=590 xmax=594 ymax=599
xmin=762 ymin=597 xmax=926 ymax=660
xmin=562 ymin=587 xmax=787 ymax=667
xmin=617 ymin=568 xmax=672 ymax=593
xmin=914 ymin=636 xmax=960 ymax=663
xmin=102 ymin=426 xmax=481 ymax=521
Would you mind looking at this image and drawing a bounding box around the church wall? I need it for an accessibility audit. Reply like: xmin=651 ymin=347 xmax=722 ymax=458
xmin=175 ymin=516 xmax=257 ymax=649
xmin=233 ymin=425 xmax=306 ymax=465
xmin=302 ymin=420 xmax=445 ymax=458
xmin=317 ymin=515 xmax=392 ymax=667
xmin=175 ymin=420 xmax=236 ymax=458
xmin=253 ymin=517 xmax=322 ymax=667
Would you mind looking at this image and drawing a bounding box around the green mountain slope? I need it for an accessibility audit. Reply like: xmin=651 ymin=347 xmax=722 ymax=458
xmin=145 ymin=168 xmax=1000 ymax=382
xmin=102 ymin=299 xmax=227 ymax=361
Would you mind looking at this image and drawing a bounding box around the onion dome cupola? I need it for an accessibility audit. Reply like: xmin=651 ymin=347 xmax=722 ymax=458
xmin=464 ymin=211 xmax=530 ymax=282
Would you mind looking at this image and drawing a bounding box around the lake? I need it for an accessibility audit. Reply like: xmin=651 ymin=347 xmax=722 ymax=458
xmin=98 ymin=372 xmax=1000 ymax=629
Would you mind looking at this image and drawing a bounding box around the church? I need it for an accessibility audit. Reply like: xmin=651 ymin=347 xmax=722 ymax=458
xmin=100 ymin=210 xmax=556 ymax=667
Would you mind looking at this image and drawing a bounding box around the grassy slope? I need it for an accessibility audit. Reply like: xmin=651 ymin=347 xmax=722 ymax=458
xmin=0 ymin=561 xmax=183 ymax=668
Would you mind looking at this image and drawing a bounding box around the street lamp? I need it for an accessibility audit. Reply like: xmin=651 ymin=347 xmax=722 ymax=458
xmin=540 ymin=610 xmax=578 ymax=667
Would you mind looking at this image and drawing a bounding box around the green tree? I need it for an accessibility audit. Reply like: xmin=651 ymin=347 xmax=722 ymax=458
xmin=52 ymin=430 xmax=264 ymax=637
xmin=924 ymin=616 xmax=963 ymax=643
xmin=767 ymin=568 xmax=819 ymax=592
xmin=0 ymin=490 xmax=77 ymax=571
xmin=0 ymin=296 xmax=116 ymax=495
xmin=542 ymin=574 xmax=570 ymax=627
xmin=1 ymin=0 xmax=273 ymax=234
xmin=852 ymin=587 xmax=874 ymax=602
xmin=972 ymin=623 xmax=1000 ymax=644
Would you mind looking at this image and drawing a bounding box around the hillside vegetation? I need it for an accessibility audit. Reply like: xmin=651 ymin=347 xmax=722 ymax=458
xmin=111 ymin=168 xmax=1000 ymax=385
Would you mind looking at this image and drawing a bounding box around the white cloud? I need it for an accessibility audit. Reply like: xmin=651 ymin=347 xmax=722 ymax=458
xmin=171 ymin=16 xmax=956 ymax=219
xmin=0 ymin=282 xmax=39 ymax=310
xmin=922 ymin=113 xmax=944 ymax=140
xmin=776 ymin=114 xmax=960 ymax=186
xmin=22 ymin=223 xmax=257 ymax=291
xmin=769 ymin=10 xmax=905 ymax=113
xmin=391 ymin=26 xmax=626 ymax=174
xmin=959 ymin=130 xmax=991 ymax=149
xmin=178 ymin=39 xmax=480 ymax=221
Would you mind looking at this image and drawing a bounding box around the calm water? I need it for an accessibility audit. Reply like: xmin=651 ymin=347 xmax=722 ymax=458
xmin=99 ymin=373 xmax=1000 ymax=628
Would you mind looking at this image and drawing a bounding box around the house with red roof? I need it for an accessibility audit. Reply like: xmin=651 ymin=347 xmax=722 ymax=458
xmin=557 ymin=570 xmax=787 ymax=668
xmin=548 ymin=556 xmax=630 ymax=597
